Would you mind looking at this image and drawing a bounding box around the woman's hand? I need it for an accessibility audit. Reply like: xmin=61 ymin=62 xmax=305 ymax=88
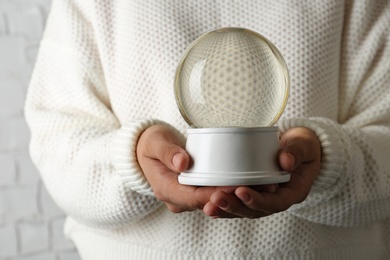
xmin=203 ymin=127 xmax=322 ymax=218
xmin=137 ymin=125 xmax=218 ymax=213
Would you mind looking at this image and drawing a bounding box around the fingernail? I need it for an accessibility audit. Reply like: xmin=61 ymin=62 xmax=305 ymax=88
xmin=173 ymin=153 xmax=184 ymax=170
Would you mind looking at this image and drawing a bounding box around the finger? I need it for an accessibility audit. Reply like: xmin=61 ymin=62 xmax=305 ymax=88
xmin=214 ymin=186 xmax=238 ymax=194
xmin=209 ymin=191 xmax=268 ymax=218
xmin=205 ymin=186 xmax=277 ymax=218
xmin=250 ymin=184 xmax=278 ymax=193
xmin=202 ymin=187 xmax=239 ymax=218
xmin=203 ymin=202 xmax=238 ymax=218
xmin=235 ymin=179 xmax=309 ymax=214
xmin=235 ymin=186 xmax=291 ymax=213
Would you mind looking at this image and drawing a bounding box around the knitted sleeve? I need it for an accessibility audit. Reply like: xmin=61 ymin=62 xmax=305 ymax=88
xmin=279 ymin=1 xmax=390 ymax=227
xmin=25 ymin=0 xmax=163 ymax=228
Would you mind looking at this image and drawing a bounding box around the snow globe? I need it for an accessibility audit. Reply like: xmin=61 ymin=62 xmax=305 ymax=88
xmin=174 ymin=28 xmax=290 ymax=186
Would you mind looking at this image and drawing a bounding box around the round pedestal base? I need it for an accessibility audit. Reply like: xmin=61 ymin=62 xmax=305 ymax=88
xmin=178 ymin=127 xmax=291 ymax=186
xmin=179 ymin=171 xmax=290 ymax=186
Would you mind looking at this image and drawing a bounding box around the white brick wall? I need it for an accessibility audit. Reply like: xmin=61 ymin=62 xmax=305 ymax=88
xmin=0 ymin=0 xmax=80 ymax=259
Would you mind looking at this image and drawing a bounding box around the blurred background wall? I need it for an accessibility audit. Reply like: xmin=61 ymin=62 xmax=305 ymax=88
xmin=0 ymin=0 xmax=80 ymax=259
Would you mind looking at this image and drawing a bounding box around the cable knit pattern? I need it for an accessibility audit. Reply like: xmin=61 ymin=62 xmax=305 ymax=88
xmin=25 ymin=0 xmax=390 ymax=259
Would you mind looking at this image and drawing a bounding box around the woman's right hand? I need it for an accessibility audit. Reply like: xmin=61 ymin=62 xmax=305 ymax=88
xmin=136 ymin=125 xmax=220 ymax=213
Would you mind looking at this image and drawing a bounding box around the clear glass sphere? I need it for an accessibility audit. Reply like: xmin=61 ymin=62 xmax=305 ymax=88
xmin=174 ymin=27 xmax=289 ymax=128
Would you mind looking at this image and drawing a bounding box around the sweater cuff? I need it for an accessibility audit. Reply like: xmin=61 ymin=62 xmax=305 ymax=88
xmin=111 ymin=119 xmax=182 ymax=197
xmin=278 ymin=118 xmax=350 ymax=195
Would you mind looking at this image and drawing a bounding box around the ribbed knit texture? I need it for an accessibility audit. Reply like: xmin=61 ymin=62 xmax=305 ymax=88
xmin=25 ymin=0 xmax=390 ymax=259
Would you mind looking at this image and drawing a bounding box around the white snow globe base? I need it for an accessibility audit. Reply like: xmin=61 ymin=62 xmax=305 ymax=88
xmin=178 ymin=126 xmax=290 ymax=186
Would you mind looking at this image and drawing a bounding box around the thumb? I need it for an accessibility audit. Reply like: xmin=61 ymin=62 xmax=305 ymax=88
xmin=278 ymin=127 xmax=321 ymax=171
xmin=279 ymin=151 xmax=296 ymax=172
xmin=279 ymin=140 xmax=306 ymax=172
xmin=172 ymin=152 xmax=190 ymax=172
xmin=141 ymin=126 xmax=190 ymax=172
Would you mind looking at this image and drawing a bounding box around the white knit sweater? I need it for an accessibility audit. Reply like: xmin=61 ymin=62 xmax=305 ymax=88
xmin=25 ymin=0 xmax=390 ymax=259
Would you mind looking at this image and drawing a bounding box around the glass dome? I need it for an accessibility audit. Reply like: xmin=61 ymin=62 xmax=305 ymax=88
xmin=174 ymin=27 xmax=289 ymax=128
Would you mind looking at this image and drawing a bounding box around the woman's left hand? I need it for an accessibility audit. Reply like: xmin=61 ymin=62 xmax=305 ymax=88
xmin=203 ymin=127 xmax=322 ymax=218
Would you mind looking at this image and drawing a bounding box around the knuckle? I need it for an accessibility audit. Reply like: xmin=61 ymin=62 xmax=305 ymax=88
xmin=296 ymin=192 xmax=309 ymax=204
xmin=280 ymin=204 xmax=291 ymax=212
xmin=191 ymin=195 xmax=206 ymax=210
xmin=166 ymin=204 xmax=185 ymax=214
xmin=156 ymin=181 xmax=178 ymax=203
xmin=273 ymin=202 xmax=290 ymax=213
xmin=193 ymin=188 xmax=208 ymax=210
xmin=192 ymin=200 xmax=205 ymax=210
xmin=154 ymin=190 xmax=168 ymax=203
